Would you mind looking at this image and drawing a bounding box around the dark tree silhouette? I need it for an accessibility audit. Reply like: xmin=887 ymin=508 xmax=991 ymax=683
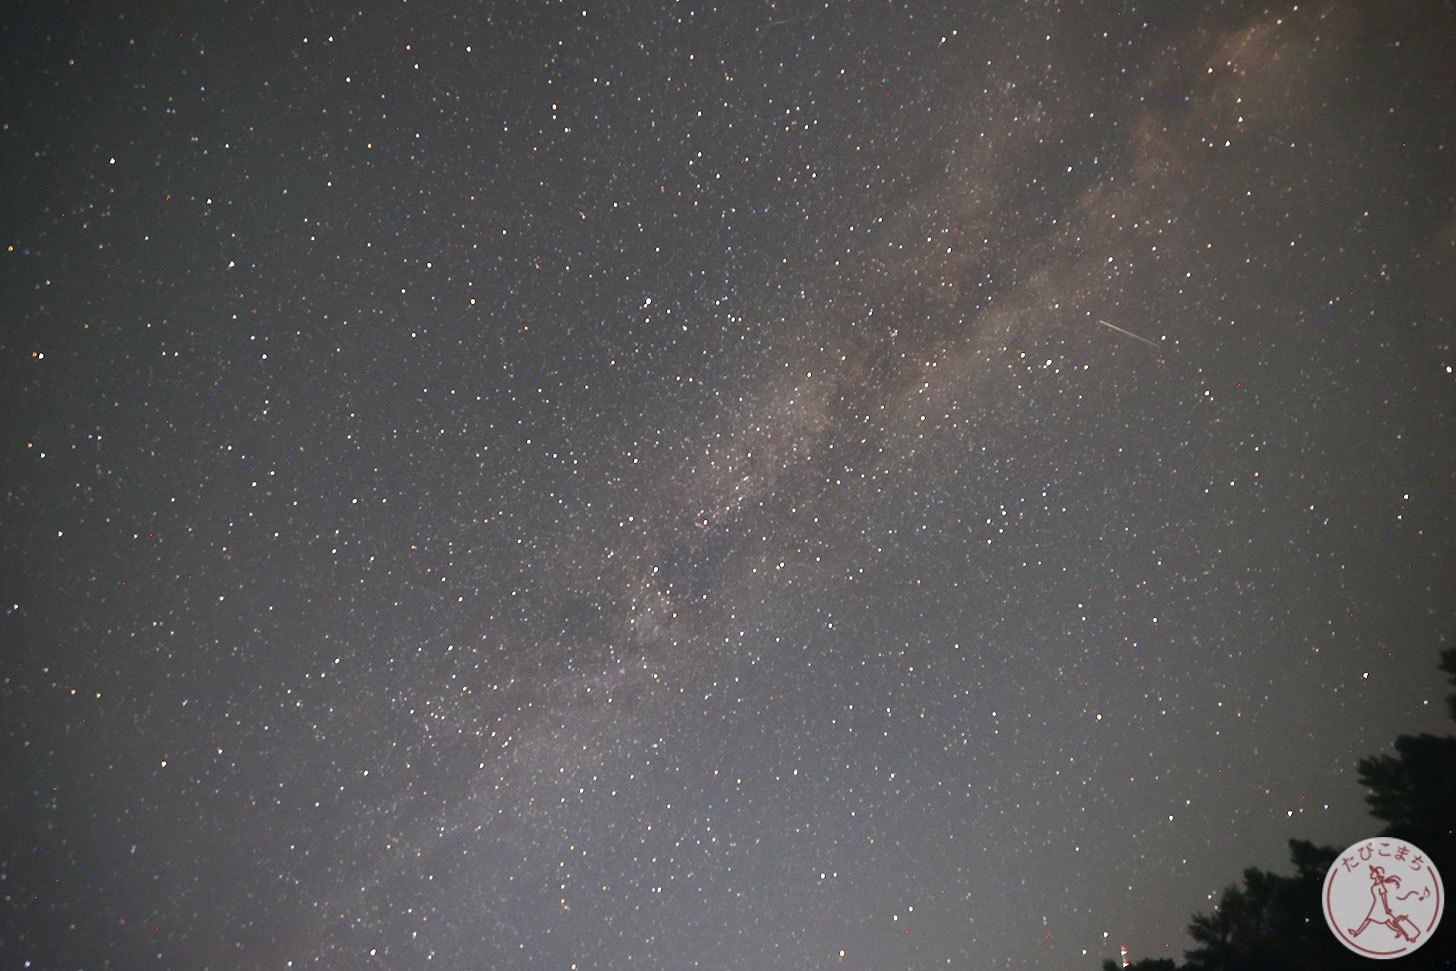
xmin=1349 ymin=644 xmax=1456 ymax=971
xmin=1356 ymin=647 xmax=1456 ymax=864
xmin=1102 ymin=646 xmax=1456 ymax=970
xmin=1102 ymin=959 xmax=1178 ymax=971
xmin=1180 ymin=840 xmax=1364 ymax=971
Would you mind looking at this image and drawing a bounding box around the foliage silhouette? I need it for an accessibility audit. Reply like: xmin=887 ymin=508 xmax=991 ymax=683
xmin=1102 ymin=959 xmax=1177 ymax=971
xmin=1101 ymin=646 xmax=1456 ymax=970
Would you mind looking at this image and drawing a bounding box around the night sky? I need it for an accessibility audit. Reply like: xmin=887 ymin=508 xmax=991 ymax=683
xmin=4 ymin=2 xmax=1455 ymax=968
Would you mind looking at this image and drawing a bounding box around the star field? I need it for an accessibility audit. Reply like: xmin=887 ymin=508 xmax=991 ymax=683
xmin=3 ymin=2 xmax=1454 ymax=968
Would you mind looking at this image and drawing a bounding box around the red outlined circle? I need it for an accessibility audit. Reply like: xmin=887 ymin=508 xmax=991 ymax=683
xmin=1323 ymin=837 xmax=1443 ymax=959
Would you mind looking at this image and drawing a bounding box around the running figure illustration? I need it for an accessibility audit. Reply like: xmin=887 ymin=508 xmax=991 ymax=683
xmin=1348 ymin=865 xmax=1426 ymax=944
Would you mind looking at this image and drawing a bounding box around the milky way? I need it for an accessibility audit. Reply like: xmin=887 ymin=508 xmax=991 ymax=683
xmin=5 ymin=2 xmax=1454 ymax=968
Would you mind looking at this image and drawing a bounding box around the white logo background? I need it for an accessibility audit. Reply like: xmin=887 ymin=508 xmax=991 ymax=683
xmin=1323 ymin=837 xmax=1444 ymax=959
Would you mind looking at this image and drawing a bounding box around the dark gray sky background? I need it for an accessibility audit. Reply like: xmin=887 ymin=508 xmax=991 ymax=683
xmin=4 ymin=2 xmax=1454 ymax=968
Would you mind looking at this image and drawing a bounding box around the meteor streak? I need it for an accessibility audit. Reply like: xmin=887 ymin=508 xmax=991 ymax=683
xmin=1097 ymin=319 xmax=1160 ymax=350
